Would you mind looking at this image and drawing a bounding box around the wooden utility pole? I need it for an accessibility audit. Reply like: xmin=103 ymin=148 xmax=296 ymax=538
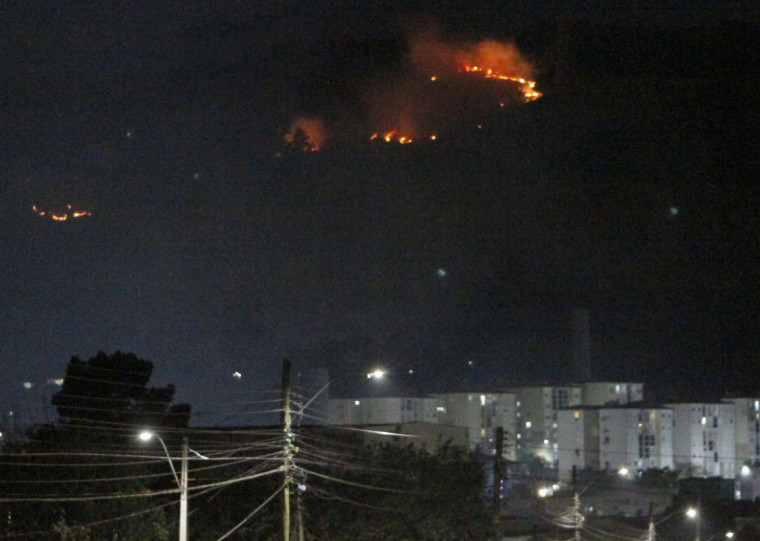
xmin=282 ymin=358 xmax=292 ymax=541
xmin=492 ymin=426 xmax=504 ymax=540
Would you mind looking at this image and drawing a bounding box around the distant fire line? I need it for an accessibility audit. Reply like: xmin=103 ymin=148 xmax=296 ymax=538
xmin=370 ymin=66 xmax=541 ymax=144
xmin=32 ymin=205 xmax=92 ymax=221
xmin=461 ymin=65 xmax=542 ymax=102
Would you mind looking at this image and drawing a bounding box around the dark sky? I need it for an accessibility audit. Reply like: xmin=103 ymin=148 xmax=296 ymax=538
xmin=1 ymin=1 xmax=758 ymax=427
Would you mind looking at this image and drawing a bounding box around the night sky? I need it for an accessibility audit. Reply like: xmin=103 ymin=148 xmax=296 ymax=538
xmin=2 ymin=2 xmax=759 ymax=427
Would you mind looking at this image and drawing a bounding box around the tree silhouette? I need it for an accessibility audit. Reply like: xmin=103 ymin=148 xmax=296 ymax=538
xmin=52 ymin=350 xmax=191 ymax=430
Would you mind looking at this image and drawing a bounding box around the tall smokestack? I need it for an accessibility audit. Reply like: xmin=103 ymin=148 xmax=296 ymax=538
xmin=571 ymin=308 xmax=592 ymax=382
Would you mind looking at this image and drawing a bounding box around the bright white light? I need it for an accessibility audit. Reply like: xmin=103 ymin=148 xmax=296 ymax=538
xmin=619 ymin=467 xmax=629 ymax=476
xmin=741 ymin=465 xmax=752 ymax=476
xmin=537 ymin=487 xmax=550 ymax=498
xmin=138 ymin=431 xmax=154 ymax=442
xmin=232 ymin=371 xmax=242 ymax=379
xmin=525 ymin=421 xmax=532 ymax=428
xmin=354 ymin=400 xmax=360 ymax=406
xmin=22 ymin=382 xmax=33 ymax=389
xmin=725 ymin=532 xmax=734 ymax=538
xmin=367 ymin=369 xmax=386 ymax=379
xmin=701 ymin=416 xmax=707 ymax=425
xmin=686 ymin=507 xmax=698 ymax=519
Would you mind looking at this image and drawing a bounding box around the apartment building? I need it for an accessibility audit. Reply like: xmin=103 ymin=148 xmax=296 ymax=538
xmin=581 ymin=382 xmax=644 ymax=406
xmin=434 ymin=392 xmax=517 ymax=460
xmin=557 ymin=405 xmax=673 ymax=481
xmin=511 ymin=386 xmax=582 ymax=465
xmin=667 ymin=402 xmax=736 ymax=479
xmin=722 ymin=397 xmax=760 ymax=465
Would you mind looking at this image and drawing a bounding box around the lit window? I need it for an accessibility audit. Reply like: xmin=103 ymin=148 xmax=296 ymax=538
xmin=574 ymin=411 xmax=580 ymax=419
xmin=526 ymin=421 xmax=532 ymax=428
xmin=354 ymin=400 xmax=360 ymax=406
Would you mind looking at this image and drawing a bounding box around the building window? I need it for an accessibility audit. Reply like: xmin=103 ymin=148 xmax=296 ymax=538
xmin=553 ymin=388 xmax=570 ymax=410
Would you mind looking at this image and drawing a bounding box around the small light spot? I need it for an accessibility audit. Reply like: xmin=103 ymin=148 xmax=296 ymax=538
xmin=232 ymin=371 xmax=242 ymax=379
xmin=125 ymin=130 xmax=133 ymax=138
xmin=669 ymin=206 xmax=679 ymax=216
xmin=193 ymin=172 xmax=201 ymax=180
xmin=23 ymin=382 xmax=33 ymax=389
xmin=437 ymin=268 xmax=447 ymax=278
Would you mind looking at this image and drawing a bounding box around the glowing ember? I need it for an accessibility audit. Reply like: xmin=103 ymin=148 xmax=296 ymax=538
xmin=32 ymin=204 xmax=92 ymax=221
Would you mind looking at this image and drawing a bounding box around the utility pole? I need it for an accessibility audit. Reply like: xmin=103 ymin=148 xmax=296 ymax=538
xmin=180 ymin=437 xmax=188 ymax=541
xmin=573 ymin=492 xmax=582 ymax=541
xmin=492 ymin=426 xmax=504 ymax=540
xmin=282 ymin=359 xmax=293 ymax=541
xmin=646 ymin=502 xmax=656 ymax=541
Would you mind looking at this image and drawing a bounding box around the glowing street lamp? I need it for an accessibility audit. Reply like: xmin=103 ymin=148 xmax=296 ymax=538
xmin=138 ymin=431 xmax=189 ymax=541
xmin=707 ymin=533 xmax=734 ymax=541
xmin=686 ymin=506 xmax=700 ymax=541
xmin=366 ymin=369 xmax=386 ymax=379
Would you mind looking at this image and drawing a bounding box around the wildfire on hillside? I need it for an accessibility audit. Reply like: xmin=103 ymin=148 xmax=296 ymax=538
xmin=283 ymin=116 xmax=326 ymax=151
xmin=32 ymin=204 xmax=92 ymax=221
xmin=281 ymin=28 xmax=541 ymax=149
xmin=367 ymin=33 xmax=542 ymax=145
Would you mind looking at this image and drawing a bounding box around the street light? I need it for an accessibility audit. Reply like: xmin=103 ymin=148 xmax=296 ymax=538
xmin=707 ymin=533 xmax=734 ymax=541
xmin=138 ymin=431 xmax=189 ymax=541
xmin=366 ymin=369 xmax=386 ymax=379
xmin=686 ymin=506 xmax=700 ymax=541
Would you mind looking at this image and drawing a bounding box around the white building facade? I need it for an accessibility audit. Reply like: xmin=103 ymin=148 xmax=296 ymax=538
xmin=722 ymin=398 xmax=760 ymax=465
xmin=511 ymin=386 xmax=582 ymax=465
xmin=434 ymin=392 xmax=517 ymax=460
xmin=581 ymin=382 xmax=644 ymax=406
xmin=667 ymin=402 xmax=736 ymax=479
xmin=557 ymin=405 xmax=673 ymax=482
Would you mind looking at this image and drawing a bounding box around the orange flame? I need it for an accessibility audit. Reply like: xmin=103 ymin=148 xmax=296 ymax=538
xmin=462 ymin=65 xmax=542 ymax=102
xmin=32 ymin=205 xmax=92 ymax=221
